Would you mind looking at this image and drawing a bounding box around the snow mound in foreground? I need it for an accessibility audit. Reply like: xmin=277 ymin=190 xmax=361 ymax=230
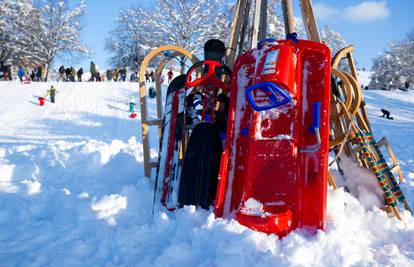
xmin=0 ymin=82 xmax=413 ymax=266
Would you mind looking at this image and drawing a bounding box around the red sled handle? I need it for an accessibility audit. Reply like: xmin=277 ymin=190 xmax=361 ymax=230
xmin=186 ymin=60 xmax=231 ymax=92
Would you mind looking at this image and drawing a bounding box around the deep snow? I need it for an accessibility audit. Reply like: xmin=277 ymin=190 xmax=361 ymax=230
xmin=0 ymin=80 xmax=413 ymax=266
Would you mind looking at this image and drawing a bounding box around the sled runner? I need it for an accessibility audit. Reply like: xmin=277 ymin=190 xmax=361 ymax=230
xmin=154 ymin=45 xmax=231 ymax=211
xmin=153 ymin=75 xmax=187 ymax=211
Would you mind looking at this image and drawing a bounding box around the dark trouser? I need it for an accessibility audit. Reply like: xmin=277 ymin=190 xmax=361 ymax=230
xmin=51 ymin=95 xmax=55 ymax=103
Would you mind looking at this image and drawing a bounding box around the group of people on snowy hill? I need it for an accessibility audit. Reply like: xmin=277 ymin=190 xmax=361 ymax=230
xmin=105 ymin=67 xmax=131 ymax=82
xmin=1 ymin=62 xmax=175 ymax=83
xmin=144 ymin=70 xmax=155 ymax=83
xmin=0 ymin=65 xmax=12 ymax=81
xmin=57 ymin=65 xmax=84 ymax=82
xmin=143 ymin=69 xmax=174 ymax=84
xmin=16 ymin=65 xmax=44 ymax=82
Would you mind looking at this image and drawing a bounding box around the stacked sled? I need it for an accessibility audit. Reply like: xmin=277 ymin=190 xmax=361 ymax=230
xmin=141 ymin=0 xmax=411 ymax=238
xmin=153 ymin=38 xmax=332 ymax=237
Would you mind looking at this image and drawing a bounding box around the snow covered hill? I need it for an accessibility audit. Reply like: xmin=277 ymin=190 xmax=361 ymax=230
xmin=0 ymin=81 xmax=413 ymax=266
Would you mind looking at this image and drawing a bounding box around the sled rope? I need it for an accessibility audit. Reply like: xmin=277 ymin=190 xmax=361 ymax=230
xmin=329 ymin=101 xmax=355 ymax=167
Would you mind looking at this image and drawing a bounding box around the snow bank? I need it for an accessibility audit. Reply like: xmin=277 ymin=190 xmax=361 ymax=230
xmin=0 ymin=81 xmax=413 ymax=266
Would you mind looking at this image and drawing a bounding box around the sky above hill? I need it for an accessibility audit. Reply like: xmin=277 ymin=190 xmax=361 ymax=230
xmin=77 ymin=0 xmax=413 ymax=71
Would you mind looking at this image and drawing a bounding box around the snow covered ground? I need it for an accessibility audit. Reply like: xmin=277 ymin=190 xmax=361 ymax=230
xmin=0 ymin=81 xmax=413 ymax=266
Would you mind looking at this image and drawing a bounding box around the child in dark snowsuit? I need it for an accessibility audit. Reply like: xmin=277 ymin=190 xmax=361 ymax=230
xmin=381 ymin=109 xmax=394 ymax=120
xmin=77 ymin=68 xmax=83 ymax=82
xmin=46 ymin=86 xmax=58 ymax=103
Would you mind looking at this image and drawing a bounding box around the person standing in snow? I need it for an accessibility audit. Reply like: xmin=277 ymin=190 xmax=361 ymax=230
xmin=70 ymin=67 xmax=76 ymax=82
xmin=41 ymin=66 xmax=46 ymax=81
xmin=120 ymin=68 xmax=127 ymax=82
xmin=58 ymin=65 xmax=65 ymax=82
xmin=128 ymin=96 xmax=136 ymax=113
xmin=150 ymin=70 xmax=155 ymax=82
xmin=30 ymin=69 xmax=35 ymax=81
xmin=34 ymin=67 xmax=39 ymax=81
xmin=167 ymin=69 xmax=174 ymax=84
xmin=130 ymin=71 xmax=137 ymax=82
xmin=77 ymin=68 xmax=83 ymax=82
xmin=113 ymin=68 xmax=119 ymax=82
xmin=17 ymin=66 xmax=24 ymax=81
xmin=65 ymin=67 xmax=72 ymax=82
xmin=145 ymin=70 xmax=150 ymax=83
xmin=97 ymin=72 xmax=102 ymax=82
xmin=90 ymin=61 xmax=97 ymax=82
xmin=36 ymin=65 xmax=42 ymax=82
xmin=45 ymin=85 xmax=58 ymax=103
xmin=106 ymin=69 xmax=113 ymax=82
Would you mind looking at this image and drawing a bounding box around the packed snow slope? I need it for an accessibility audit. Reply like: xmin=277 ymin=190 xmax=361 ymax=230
xmin=0 ymin=81 xmax=413 ymax=267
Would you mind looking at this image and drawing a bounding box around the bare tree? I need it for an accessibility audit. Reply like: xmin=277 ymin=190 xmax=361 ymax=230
xmin=105 ymin=8 xmax=150 ymax=70
xmin=106 ymin=0 xmax=228 ymax=70
xmin=16 ymin=0 xmax=89 ymax=80
xmin=148 ymin=0 xmax=223 ymax=54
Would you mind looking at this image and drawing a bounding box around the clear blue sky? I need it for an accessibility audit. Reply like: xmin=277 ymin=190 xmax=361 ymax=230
xmin=77 ymin=0 xmax=413 ymax=71
xmin=77 ymin=0 xmax=153 ymax=71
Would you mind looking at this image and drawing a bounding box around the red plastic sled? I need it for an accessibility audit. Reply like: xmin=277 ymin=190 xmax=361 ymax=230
xmin=130 ymin=113 xmax=137 ymax=119
xmin=214 ymin=39 xmax=331 ymax=237
xmin=39 ymin=97 xmax=45 ymax=106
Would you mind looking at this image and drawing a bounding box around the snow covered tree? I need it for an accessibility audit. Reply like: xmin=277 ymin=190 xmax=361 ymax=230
xmin=105 ymin=8 xmax=150 ymax=70
xmin=267 ymin=0 xmax=305 ymax=39
xmin=0 ymin=0 xmax=14 ymax=68
xmin=148 ymin=0 xmax=223 ymax=54
xmin=320 ymin=25 xmax=347 ymax=57
xmin=370 ymin=29 xmax=414 ymax=90
xmin=205 ymin=3 xmax=236 ymax=45
xmin=15 ymin=0 xmax=89 ymax=80
xmin=0 ymin=0 xmax=33 ymax=68
xmin=320 ymin=25 xmax=349 ymax=72
xmin=106 ymin=0 xmax=229 ymax=69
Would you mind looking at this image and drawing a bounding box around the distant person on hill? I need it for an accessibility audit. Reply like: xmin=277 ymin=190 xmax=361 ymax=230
xmin=380 ymin=109 xmax=394 ymax=120
xmin=96 ymin=72 xmax=102 ymax=82
xmin=42 ymin=66 xmax=46 ymax=81
xmin=17 ymin=66 xmax=24 ymax=81
xmin=34 ymin=67 xmax=39 ymax=82
xmin=35 ymin=65 xmax=42 ymax=82
xmin=77 ymin=68 xmax=83 ymax=82
xmin=2 ymin=66 xmax=10 ymax=80
xmin=90 ymin=61 xmax=97 ymax=82
xmin=130 ymin=71 xmax=137 ymax=82
xmin=70 ymin=67 xmax=76 ymax=82
xmin=145 ymin=70 xmax=150 ymax=83
xmin=65 ymin=67 xmax=72 ymax=82
xmin=167 ymin=69 xmax=174 ymax=83
xmin=120 ymin=68 xmax=127 ymax=82
xmin=58 ymin=65 xmax=65 ymax=82
xmin=113 ymin=68 xmax=119 ymax=82
xmin=128 ymin=96 xmax=136 ymax=113
xmin=45 ymin=85 xmax=58 ymax=103
xmin=30 ymin=70 xmax=35 ymax=81
xmin=106 ymin=69 xmax=113 ymax=82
